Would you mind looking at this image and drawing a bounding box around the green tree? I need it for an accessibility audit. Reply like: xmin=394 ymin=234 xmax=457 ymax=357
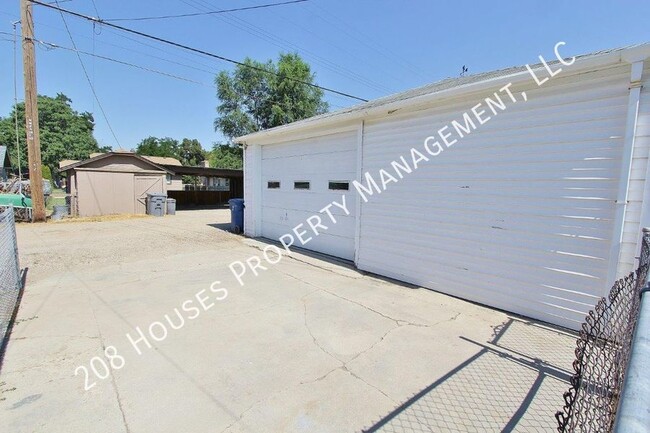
xmin=215 ymin=53 xmax=328 ymax=140
xmin=209 ymin=143 xmax=243 ymax=169
xmin=134 ymin=136 xmax=179 ymax=158
xmin=0 ymin=93 xmax=109 ymax=175
xmin=41 ymin=165 xmax=53 ymax=182
xmin=177 ymin=138 xmax=206 ymax=166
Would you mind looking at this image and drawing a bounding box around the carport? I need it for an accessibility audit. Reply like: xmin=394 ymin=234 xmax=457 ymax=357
xmin=162 ymin=165 xmax=243 ymax=208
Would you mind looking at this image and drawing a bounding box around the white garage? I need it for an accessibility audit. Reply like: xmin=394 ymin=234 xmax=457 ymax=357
xmin=238 ymin=44 xmax=650 ymax=330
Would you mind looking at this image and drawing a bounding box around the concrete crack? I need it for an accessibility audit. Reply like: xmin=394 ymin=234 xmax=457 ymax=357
xmin=347 ymin=325 xmax=400 ymax=364
xmin=302 ymin=299 xmax=343 ymax=363
xmin=341 ymin=366 xmax=395 ymax=403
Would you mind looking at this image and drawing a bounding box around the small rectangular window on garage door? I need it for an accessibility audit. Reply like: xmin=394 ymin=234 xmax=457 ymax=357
xmin=328 ymin=181 xmax=349 ymax=191
xmin=294 ymin=181 xmax=310 ymax=190
xmin=267 ymin=181 xmax=280 ymax=189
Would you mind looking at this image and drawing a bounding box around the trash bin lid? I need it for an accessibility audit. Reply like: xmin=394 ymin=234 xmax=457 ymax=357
xmin=147 ymin=192 xmax=167 ymax=198
xmin=228 ymin=198 xmax=245 ymax=205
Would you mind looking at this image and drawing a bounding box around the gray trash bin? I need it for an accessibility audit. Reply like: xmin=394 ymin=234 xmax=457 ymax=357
xmin=166 ymin=198 xmax=176 ymax=216
xmin=146 ymin=193 xmax=166 ymax=217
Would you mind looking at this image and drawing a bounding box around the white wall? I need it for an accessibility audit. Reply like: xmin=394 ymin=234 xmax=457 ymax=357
xmin=619 ymin=62 xmax=650 ymax=275
xmin=244 ymin=144 xmax=261 ymax=236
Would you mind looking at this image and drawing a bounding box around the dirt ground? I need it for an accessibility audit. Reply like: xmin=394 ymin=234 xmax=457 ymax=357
xmin=0 ymin=209 xmax=576 ymax=433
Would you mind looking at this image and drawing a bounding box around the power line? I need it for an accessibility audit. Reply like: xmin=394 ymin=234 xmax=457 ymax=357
xmin=181 ymin=0 xmax=394 ymax=94
xmin=52 ymin=0 xmax=121 ymax=147
xmin=89 ymin=0 xmax=99 ymax=17
xmin=308 ymin=2 xmax=430 ymax=82
xmin=0 ymin=31 xmax=338 ymax=115
xmin=29 ymin=0 xmax=369 ymax=102
xmin=33 ymin=38 xmax=213 ymax=87
xmin=104 ymin=0 xmax=308 ymax=22
xmin=2 ymin=16 xmax=221 ymax=77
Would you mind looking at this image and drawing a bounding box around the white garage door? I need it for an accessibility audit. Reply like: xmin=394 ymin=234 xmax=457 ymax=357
xmin=261 ymin=130 xmax=357 ymax=260
xmin=357 ymin=65 xmax=631 ymax=329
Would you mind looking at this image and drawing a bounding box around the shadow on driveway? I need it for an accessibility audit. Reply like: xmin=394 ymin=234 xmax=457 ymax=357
xmin=362 ymin=318 xmax=576 ymax=433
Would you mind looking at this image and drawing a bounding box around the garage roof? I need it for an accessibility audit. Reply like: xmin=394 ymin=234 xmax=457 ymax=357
xmin=59 ymin=151 xmax=173 ymax=173
xmin=236 ymin=43 xmax=650 ymax=144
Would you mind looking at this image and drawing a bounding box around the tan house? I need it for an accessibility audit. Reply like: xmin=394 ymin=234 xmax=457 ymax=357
xmin=60 ymin=152 xmax=171 ymax=217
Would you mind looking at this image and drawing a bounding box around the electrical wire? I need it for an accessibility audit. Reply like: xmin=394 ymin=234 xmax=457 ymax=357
xmin=29 ymin=0 xmax=369 ymax=102
xmin=2 ymin=16 xmax=220 ymax=77
xmin=4 ymin=32 xmax=334 ymax=115
xmin=271 ymin=7 xmax=408 ymax=87
xmin=52 ymin=0 xmax=121 ymax=147
xmin=308 ymin=2 xmax=430 ymax=82
xmin=104 ymin=0 xmax=308 ymax=22
xmin=180 ymin=0 xmax=394 ymax=95
xmin=33 ymin=38 xmax=214 ymax=87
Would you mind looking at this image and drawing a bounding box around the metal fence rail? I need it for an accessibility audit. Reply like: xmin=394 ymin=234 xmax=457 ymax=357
xmin=0 ymin=207 xmax=21 ymax=346
xmin=556 ymin=231 xmax=650 ymax=433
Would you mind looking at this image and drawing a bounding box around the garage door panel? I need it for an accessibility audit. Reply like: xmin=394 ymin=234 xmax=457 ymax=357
xmin=360 ymin=234 xmax=606 ymax=291
xmin=262 ymin=151 xmax=356 ymax=175
xmin=358 ymin=259 xmax=589 ymax=329
xmin=261 ymin=130 xmax=357 ymax=260
xmin=357 ymin=68 xmax=628 ymax=329
xmin=262 ymin=220 xmax=355 ymax=260
xmin=262 ymin=207 xmax=356 ymax=238
xmin=362 ymin=218 xmax=611 ymax=260
xmin=263 ymin=133 xmax=357 ymax=158
xmin=261 ymin=174 xmax=357 ymax=195
xmin=363 ymin=209 xmax=614 ymax=242
xmin=264 ymin=199 xmax=354 ymax=220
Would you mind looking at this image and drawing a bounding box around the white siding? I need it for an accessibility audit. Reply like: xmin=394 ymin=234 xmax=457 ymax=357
xmin=260 ymin=131 xmax=357 ymax=260
xmin=244 ymin=144 xmax=261 ymax=237
xmin=619 ymin=62 xmax=650 ymax=274
xmin=356 ymin=64 xmax=631 ymax=330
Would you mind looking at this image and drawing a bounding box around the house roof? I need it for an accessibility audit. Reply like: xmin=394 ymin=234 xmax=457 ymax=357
xmin=142 ymin=155 xmax=183 ymax=166
xmin=0 ymin=146 xmax=11 ymax=168
xmin=235 ymin=43 xmax=650 ymax=144
xmin=59 ymin=151 xmax=173 ymax=174
xmin=162 ymin=164 xmax=243 ymax=178
xmin=59 ymin=159 xmax=80 ymax=168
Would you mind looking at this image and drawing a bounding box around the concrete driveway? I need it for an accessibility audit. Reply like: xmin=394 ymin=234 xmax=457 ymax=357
xmin=0 ymin=209 xmax=575 ymax=432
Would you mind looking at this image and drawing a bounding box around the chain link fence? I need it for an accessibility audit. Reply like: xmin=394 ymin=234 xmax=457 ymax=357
xmin=0 ymin=207 xmax=21 ymax=347
xmin=555 ymin=231 xmax=650 ymax=433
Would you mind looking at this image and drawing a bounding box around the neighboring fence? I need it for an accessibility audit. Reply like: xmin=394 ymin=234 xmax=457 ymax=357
xmin=0 ymin=207 xmax=21 ymax=346
xmin=167 ymin=190 xmax=235 ymax=208
xmin=556 ymin=230 xmax=650 ymax=433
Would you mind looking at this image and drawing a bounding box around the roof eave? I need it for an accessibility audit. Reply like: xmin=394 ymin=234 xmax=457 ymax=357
xmin=236 ymin=43 xmax=650 ymax=145
xmin=60 ymin=152 xmax=174 ymax=174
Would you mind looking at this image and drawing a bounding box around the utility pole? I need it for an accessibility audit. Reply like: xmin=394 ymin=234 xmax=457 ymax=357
xmin=20 ymin=0 xmax=46 ymax=222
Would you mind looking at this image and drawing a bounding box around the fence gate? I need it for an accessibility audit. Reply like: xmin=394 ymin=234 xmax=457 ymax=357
xmin=0 ymin=207 xmax=21 ymax=346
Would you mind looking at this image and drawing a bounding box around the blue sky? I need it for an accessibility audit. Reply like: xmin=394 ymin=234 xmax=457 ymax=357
xmin=0 ymin=0 xmax=649 ymax=151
